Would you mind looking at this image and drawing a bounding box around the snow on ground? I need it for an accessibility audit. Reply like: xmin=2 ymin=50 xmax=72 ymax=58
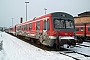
xmin=0 ymin=32 xmax=74 ymax=60
xmin=81 ymin=42 xmax=90 ymax=47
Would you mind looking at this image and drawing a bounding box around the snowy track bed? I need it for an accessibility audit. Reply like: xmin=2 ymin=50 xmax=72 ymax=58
xmin=54 ymin=42 xmax=90 ymax=60
xmin=67 ymin=42 xmax=90 ymax=56
xmin=52 ymin=50 xmax=90 ymax=60
xmin=80 ymin=42 xmax=90 ymax=47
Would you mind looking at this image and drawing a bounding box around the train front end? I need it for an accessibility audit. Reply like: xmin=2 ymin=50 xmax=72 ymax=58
xmin=49 ymin=12 xmax=83 ymax=48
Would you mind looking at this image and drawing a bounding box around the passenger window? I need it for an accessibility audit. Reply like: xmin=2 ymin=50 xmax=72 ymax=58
xmin=44 ymin=20 xmax=46 ymax=30
xmin=88 ymin=26 xmax=90 ymax=31
xmin=36 ymin=21 xmax=40 ymax=30
xmin=80 ymin=27 xmax=84 ymax=31
xmin=30 ymin=23 xmax=32 ymax=30
xmin=26 ymin=25 xmax=28 ymax=30
xmin=43 ymin=19 xmax=50 ymax=30
xmin=76 ymin=28 xmax=79 ymax=31
xmin=24 ymin=25 xmax=26 ymax=31
xmin=22 ymin=26 xmax=23 ymax=30
xmin=20 ymin=26 xmax=21 ymax=30
xmin=46 ymin=19 xmax=50 ymax=30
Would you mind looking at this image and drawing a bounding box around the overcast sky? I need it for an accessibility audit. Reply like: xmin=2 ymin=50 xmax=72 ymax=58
xmin=0 ymin=0 xmax=90 ymax=27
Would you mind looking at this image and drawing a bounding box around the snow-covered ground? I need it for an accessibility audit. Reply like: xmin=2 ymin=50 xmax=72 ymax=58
xmin=0 ymin=31 xmax=74 ymax=60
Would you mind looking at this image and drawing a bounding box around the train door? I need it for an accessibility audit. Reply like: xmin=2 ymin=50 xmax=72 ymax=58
xmin=40 ymin=18 xmax=50 ymax=45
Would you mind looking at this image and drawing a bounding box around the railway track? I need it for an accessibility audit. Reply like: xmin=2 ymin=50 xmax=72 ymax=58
xmin=57 ymin=43 xmax=90 ymax=60
xmin=58 ymin=49 xmax=90 ymax=60
xmin=59 ymin=51 xmax=81 ymax=60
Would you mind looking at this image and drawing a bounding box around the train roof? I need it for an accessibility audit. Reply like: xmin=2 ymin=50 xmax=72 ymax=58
xmin=51 ymin=12 xmax=73 ymax=16
xmin=16 ymin=12 xmax=73 ymax=27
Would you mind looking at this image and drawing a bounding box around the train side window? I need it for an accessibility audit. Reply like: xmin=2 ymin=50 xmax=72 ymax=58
xmin=22 ymin=25 xmax=24 ymax=31
xmin=23 ymin=25 xmax=24 ymax=31
xmin=20 ymin=26 xmax=21 ymax=30
xmin=76 ymin=28 xmax=79 ymax=31
xmin=17 ymin=27 xmax=18 ymax=31
xmin=18 ymin=26 xmax=19 ymax=31
xmin=44 ymin=20 xmax=46 ymax=30
xmin=21 ymin=26 xmax=22 ymax=31
xmin=44 ymin=19 xmax=50 ymax=30
xmin=24 ymin=25 xmax=26 ymax=31
xmin=36 ymin=21 xmax=40 ymax=30
xmin=46 ymin=19 xmax=50 ymax=30
xmin=16 ymin=27 xmax=17 ymax=31
xmin=18 ymin=27 xmax=19 ymax=30
xmin=88 ymin=27 xmax=90 ymax=31
xmin=80 ymin=27 xmax=84 ymax=31
xmin=30 ymin=23 xmax=32 ymax=30
xmin=18 ymin=27 xmax=19 ymax=31
xmin=26 ymin=25 xmax=28 ymax=30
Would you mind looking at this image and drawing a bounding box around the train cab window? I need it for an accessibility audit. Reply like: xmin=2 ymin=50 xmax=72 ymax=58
xmin=54 ymin=19 xmax=65 ymax=29
xmin=80 ymin=27 xmax=84 ymax=31
xmin=30 ymin=23 xmax=32 ymax=30
xmin=61 ymin=20 xmax=65 ymax=28
xmin=53 ymin=18 xmax=74 ymax=29
xmin=36 ymin=21 xmax=40 ymax=30
xmin=88 ymin=27 xmax=90 ymax=31
xmin=66 ymin=20 xmax=73 ymax=28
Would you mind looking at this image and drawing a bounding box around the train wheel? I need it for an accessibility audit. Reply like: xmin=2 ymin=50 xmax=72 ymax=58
xmin=34 ymin=39 xmax=40 ymax=45
xmin=31 ymin=38 xmax=34 ymax=43
xmin=79 ymin=39 xmax=83 ymax=43
xmin=56 ymin=36 xmax=60 ymax=50
xmin=56 ymin=44 xmax=60 ymax=50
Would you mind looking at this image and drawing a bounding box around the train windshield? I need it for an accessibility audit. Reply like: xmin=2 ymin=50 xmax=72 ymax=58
xmin=53 ymin=19 xmax=74 ymax=29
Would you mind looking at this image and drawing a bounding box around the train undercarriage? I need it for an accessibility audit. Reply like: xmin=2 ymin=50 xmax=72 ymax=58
xmin=77 ymin=36 xmax=90 ymax=42
xmin=13 ymin=33 xmax=83 ymax=50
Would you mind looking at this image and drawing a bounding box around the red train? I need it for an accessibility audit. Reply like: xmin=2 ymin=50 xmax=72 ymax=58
xmin=5 ymin=12 xmax=83 ymax=49
xmin=75 ymin=22 xmax=90 ymax=41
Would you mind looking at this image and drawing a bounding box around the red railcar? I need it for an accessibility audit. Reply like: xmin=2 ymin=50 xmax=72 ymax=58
xmin=7 ymin=12 xmax=83 ymax=48
xmin=75 ymin=23 xmax=90 ymax=41
xmin=8 ymin=26 xmax=16 ymax=35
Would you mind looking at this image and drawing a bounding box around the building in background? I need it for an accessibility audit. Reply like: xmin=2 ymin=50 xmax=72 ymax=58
xmin=74 ymin=11 xmax=90 ymax=24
